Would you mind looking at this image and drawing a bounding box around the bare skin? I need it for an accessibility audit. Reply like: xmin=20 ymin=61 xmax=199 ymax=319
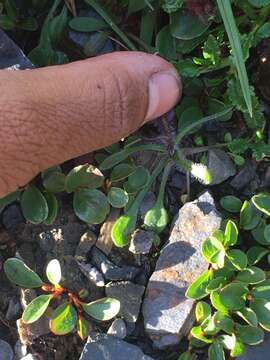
xmin=0 ymin=51 xmax=181 ymax=196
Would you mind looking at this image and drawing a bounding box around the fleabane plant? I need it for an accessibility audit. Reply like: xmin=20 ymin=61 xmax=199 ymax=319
xmin=4 ymin=258 xmax=120 ymax=339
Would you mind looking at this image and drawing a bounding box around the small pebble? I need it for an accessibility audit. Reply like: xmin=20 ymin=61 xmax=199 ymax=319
xmin=107 ymin=319 xmax=127 ymax=339
xmin=75 ymin=231 xmax=97 ymax=261
xmin=0 ymin=339 xmax=14 ymax=360
xmin=21 ymin=355 xmax=35 ymax=360
xmin=129 ymin=229 xmax=155 ymax=255
xmin=6 ymin=297 xmax=21 ymax=320
xmin=77 ymin=262 xmax=105 ymax=287
xmin=14 ymin=340 xmax=27 ymax=358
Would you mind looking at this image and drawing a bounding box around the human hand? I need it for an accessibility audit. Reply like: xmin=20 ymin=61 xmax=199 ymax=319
xmin=0 ymin=51 xmax=181 ymax=196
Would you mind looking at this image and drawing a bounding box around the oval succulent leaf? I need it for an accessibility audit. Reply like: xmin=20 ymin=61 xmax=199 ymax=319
xmin=0 ymin=189 xmax=21 ymax=213
xmin=220 ymin=196 xmax=242 ymax=213
xmin=252 ymin=193 xmax=270 ymax=216
xmin=247 ymin=246 xmax=269 ymax=265
xmin=195 ymin=301 xmax=211 ymax=324
xmin=144 ymin=205 xmax=169 ymax=234
xmin=186 ymin=270 xmax=213 ymax=300
xmin=201 ymin=237 xmax=225 ymax=267
xmin=127 ymin=166 xmax=150 ymax=191
xmin=213 ymin=312 xmax=234 ymax=334
xmin=50 ymin=302 xmax=77 ymax=335
xmin=224 ymin=220 xmax=238 ymax=247
xmin=240 ymin=200 xmax=261 ymax=230
xmin=73 ymin=189 xmax=110 ymax=224
xmin=236 ymin=324 xmax=264 ymax=345
xmin=65 ymin=164 xmax=104 ymax=193
xmin=236 ymin=308 xmax=258 ymax=327
xmin=208 ymin=342 xmax=225 ymax=360
xmin=111 ymin=214 xmax=136 ymax=247
xmin=43 ymin=172 xmax=66 ymax=193
xmin=251 ymin=281 xmax=270 ymax=299
xmin=4 ymin=258 xmax=43 ymax=288
xmin=220 ymin=283 xmax=247 ymax=310
xmin=227 ymin=249 xmax=248 ymax=270
xmin=190 ymin=325 xmax=213 ymax=343
xmin=46 ymin=259 xmax=61 ymax=285
xmin=82 ymin=297 xmax=120 ymax=321
xmin=250 ymin=298 xmax=270 ymax=331
xmin=43 ymin=192 xmax=58 ymax=225
xmin=210 ymin=291 xmax=229 ymax=314
xmin=252 ymin=221 xmax=270 ymax=245
xmin=77 ymin=316 xmax=91 ymax=340
xmin=110 ymin=163 xmax=136 ymax=182
xmin=21 ymin=185 xmax=49 ymax=224
xmin=22 ymin=294 xmax=52 ymax=324
xmin=107 ymin=187 xmax=129 ymax=208
xmin=236 ymin=266 xmax=266 ymax=284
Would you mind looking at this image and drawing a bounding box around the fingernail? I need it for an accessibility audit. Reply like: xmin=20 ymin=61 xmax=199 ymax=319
xmin=145 ymin=69 xmax=181 ymax=122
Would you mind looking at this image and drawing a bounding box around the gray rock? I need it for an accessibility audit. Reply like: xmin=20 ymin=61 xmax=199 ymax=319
xmin=75 ymin=230 xmax=97 ymax=261
xmin=107 ymin=319 xmax=127 ymax=339
xmin=6 ymin=297 xmax=21 ymax=320
xmin=207 ymin=149 xmax=236 ymax=184
xmin=79 ymin=333 xmax=154 ymax=360
xmin=230 ymin=161 xmax=257 ymax=190
xmin=77 ymin=261 xmax=105 ymax=287
xmin=21 ymin=355 xmax=35 ymax=360
xmin=129 ymin=229 xmax=155 ymax=255
xmin=0 ymin=29 xmax=33 ymax=70
xmin=90 ymin=247 xmax=140 ymax=281
xmin=142 ymin=191 xmax=221 ymax=349
xmin=106 ymin=281 xmax=145 ymax=330
xmin=14 ymin=340 xmax=27 ymax=359
xmin=0 ymin=339 xmax=14 ymax=360
xmin=139 ymin=192 xmax=156 ymax=217
xmin=2 ymin=204 xmax=24 ymax=231
xmin=238 ymin=333 xmax=270 ymax=360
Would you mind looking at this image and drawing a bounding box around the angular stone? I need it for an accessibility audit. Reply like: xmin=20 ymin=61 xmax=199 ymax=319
xmin=77 ymin=261 xmax=105 ymax=287
xmin=75 ymin=230 xmax=97 ymax=261
xmin=90 ymin=247 xmax=140 ymax=281
xmin=96 ymin=208 xmax=120 ymax=255
xmin=129 ymin=229 xmax=155 ymax=255
xmin=238 ymin=333 xmax=270 ymax=360
xmin=80 ymin=333 xmax=154 ymax=360
xmin=207 ymin=149 xmax=236 ymax=185
xmin=107 ymin=319 xmax=127 ymax=339
xmin=0 ymin=29 xmax=33 ymax=70
xmin=106 ymin=281 xmax=145 ymax=328
xmin=0 ymin=339 xmax=13 ymax=360
xmin=14 ymin=340 xmax=27 ymax=359
xmin=142 ymin=192 xmax=221 ymax=349
xmin=230 ymin=161 xmax=257 ymax=190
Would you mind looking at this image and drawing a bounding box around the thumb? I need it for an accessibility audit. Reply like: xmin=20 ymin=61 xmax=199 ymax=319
xmin=0 ymin=51 xmax=181 ymax=195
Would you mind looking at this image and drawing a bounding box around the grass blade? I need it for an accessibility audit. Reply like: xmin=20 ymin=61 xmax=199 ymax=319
xmin=217 ymin=0 xmax=253 ymax=117
xmin=84 ymin=0 xmax=137 ymax=50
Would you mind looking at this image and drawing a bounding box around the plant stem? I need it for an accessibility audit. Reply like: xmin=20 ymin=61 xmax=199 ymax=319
xmin=84 ymin=0 xmax=137 ymax=50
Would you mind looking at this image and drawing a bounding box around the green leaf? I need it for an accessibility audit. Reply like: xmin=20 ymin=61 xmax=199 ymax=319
xmin=0 ymin=189 xmax=21 ymax=213
xmin=127 ymin=166 xmax=150 ymax=191
xmin=220 ymin=196 xmax=242 ymax=213
xmin=248 ymin=0 xmax=270 ymax=7
xmin=178 ymin=352 xmax=193 ymax=360
xmin=236 ymin=308 xmax=258 ymax=327
xmin=230 ymin=337 xmax=245 ymax=357
xmin=210 ymin=291 xmax=229 ymax=314
xmin=43 ymin=192 xmax=58 ymax=225
xmin=220 ymin=283 xmax=247 ymax=310
xmin=208 ymin=343 xmax=225 ymax=360
xmin=236 ymin=266 xmax=266 ymax=284
xmin=69 ymin=17 xmax=108 ymax=32
xmin=201 ymin=237 xmax=225 ymax=267
xmin=50 ymin=302 xmax=77 ymax=335
xmin=43 ymin=171 xmax=66 ymax=193
xmin=217 ymin=0 xmax=253 ymax=117
xmin=218 ymin=334 xmax=235 ymax=350
xmin=240 ymin=200 xmax=261 ymax=230
xmin=4 ymin=258 xmax=43 ymax=288
xmin=170 ymin=11 xmax=211 ymax=40
xmin=156 ymin=25 xmax=177 ymax=60
xmin=144 ymin=206 xmax=169 ymax=234
xmin=250 ymin=298 xmax=270 ymax=331
xmin=22 ymin=294 xmax=52 ymax=324
xmin=252 ymin=221 xmax=270 ymax=245
xmin=202 ymin=316 xmax=220 ymax=336
xmin=65 ymin=164 xmax=104 ymax=193
xmin=0 ymin=15 xmax=15 ymax=30
xmin=195 ymin=301 xmax=211 ymax=324
xmin=190 ymin=326 xmax=213 ymax=343
xmin=224 ymin=220 xmax=238 ymax=247
xmin=252 ymin=193 xmax=270 ymax=216
xmin=107 ymin=188 xmax=129 ymax=209
xmin=46 ymin=259 xmax=61 ymax=285
xmin=214 ymin=312 xmax=234 ymax=334
xmin=227 ymin=249 xmax=247 ymax=270
xmin=82 ymin=297 xmax=120 ymax=320
xmin=247 ymin=246 xmax=269 ymax=265
xmin=264 ymin=224 xmax=270 ymax=242
xmin=178 ymin=106 xmax=203 ymax=134
xmin=206 ymin=277 xmax=228 ymax=293
xmin=186 ymin=270 xmax=213 ymax=300
xmin=236 ymin=324 xmax=264 ymax=345
xmin=21 ymin=186 xmax=49 ymax=224
xmin=73 ymin=189 xmax=110 ymax=224
xmin=77 ymin=316 xmax=91 ymax=340
xmin=251 ymin=281 xmax=270 ymax=299
xmin=110 ymin=164 xmax=136 ymax=182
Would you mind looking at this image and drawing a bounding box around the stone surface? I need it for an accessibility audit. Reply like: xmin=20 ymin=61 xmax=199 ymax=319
xmin=142 ymin=192 xmax=221 ymax=348
xmin=21 ymin=355 xmax=35 ymax=360
xmin=0 ymin=29 xmax=33 ymax=70
xmin=107 ymin=319 xmax=127 ymax=339
xmin=14 ymin=340 xmax=27 ymax=359
xmin=90 ymin=247 xmax=140 ymax=281
xmin=75 ymin=230 xmax=97 ymax=261
xmin=77 ymin=261 xmax=105 ymax=287
xmin=17 ymin=316 xmax=50 ymax=345
xmin=5 ymin=296 xmax=21 ymax=320
xmin=106 ymin=281 xmax=145 ymax=329
xmin=0 ymin=339 xmax=13 ymax=360
xmin=207 ymin=149 xmax=236 ymax=185
xmin=129 ymin=229 xmax=155 ymax=255
xmin=230 ymin=161 xmax=257 ymax=190
xmin=80 ymin=333 xmax=154 ymax=360
xmin=139 ymin=192 xmax=156 ymax=217
xmin=2 ymin=204 xmax=24 ymax=231
xmin=238 ymin=333 xmax=270 ymax=360
xmin=96 ymin=208 xmax=120 ymax=255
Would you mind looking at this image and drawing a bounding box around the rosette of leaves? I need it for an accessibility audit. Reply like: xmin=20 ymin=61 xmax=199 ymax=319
xmin=4 ymin=258 xmax=120 ymax=339
xmin=182 ymin=208 xmax=270 ymax=359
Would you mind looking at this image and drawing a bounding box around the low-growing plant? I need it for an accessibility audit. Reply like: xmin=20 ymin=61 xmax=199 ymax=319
xmin=179 ymin=193 xmax=270 ymax=359
xmin=4 ymin=258 xmax=120 ymax=339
